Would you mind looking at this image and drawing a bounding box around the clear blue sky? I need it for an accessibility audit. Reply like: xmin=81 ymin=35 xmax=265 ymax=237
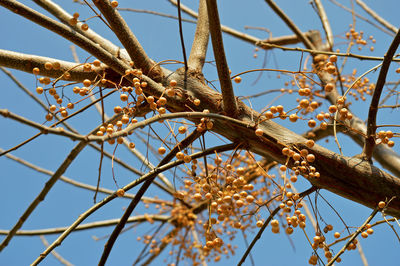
xmin=0 ymin=0 xmax=399 ymax=265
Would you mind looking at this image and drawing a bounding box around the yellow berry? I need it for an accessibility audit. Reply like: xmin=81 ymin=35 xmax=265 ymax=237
xmin=234 ymin=76 xmax=242 ymax=83
xmin=111 ymin=1 xmax=118 ymax=8
xmin=378 ymin=201 xmax=386 ymax=209
xmin=255 ymin=128 xmax=263 ymax=136
xmin=36 ymin=87 xmax=44 ymax=94
xmin=32 ymin=67 xmax=40 ymax=75
xmin=116 ymin=188 xmax=125 ymax=197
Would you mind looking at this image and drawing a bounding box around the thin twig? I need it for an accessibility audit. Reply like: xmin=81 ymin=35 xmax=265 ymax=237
xmin=205 ymin=0 xmax=238 ymax=117
xmin=327 ymin=206 xmax=380 ymax=266
xmin=40 ymin=236 xmax=74 ymax=266
xmin=355 ymin=0 xmax=398 ymax=34
xmin=0 ymin=109 xmax=85 ymax=140
xmin=32 ymin=0 xmax=128 ymax=61
xmin=188 ymin=0 xmax=209 ymax=71
xmin=176 ymin=0 xmax=188 ymax=72
xmin=264 ymin=0 xmax=316 ymax=50
xmin=0 ymin=215 xmax=169 ymax=236
xmin=362 ymin=29 xmax=400 ymax=160
xmin=328 ymin=0 xmax=395 ymax=36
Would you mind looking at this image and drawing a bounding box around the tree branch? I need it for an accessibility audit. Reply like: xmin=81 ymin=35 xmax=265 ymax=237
xmin=0 ymin=109 xmax=86 ymax=141
xmin=0 ymin=49 xmax=97 ymax=82
xmin=355 ymin=0 xmax=398 ymax=34
xmin=188 ymin=0 xmax=209 ymax=71
xmin=0 ymin=215 xmax=170 ymax=236
xmin=0 ymin=0 xmax=131 ymax=77
xmin=205 ymin=0 xmax=238 ymax=117
xmin=313 ymin=0 xmax=333 ymax=48
xmin=264 ymin=0 xmax=316 ymax=50
xmin=92 ymin=0 xmax=162 ymax=80
xmin=32 ymin=0 xmax=129 ymax=61
xmin=362 ymin=29 xmax=400 ymax=160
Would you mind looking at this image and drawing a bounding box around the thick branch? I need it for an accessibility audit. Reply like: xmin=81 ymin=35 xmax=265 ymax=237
xmin=362 ymin=29 xmax=400 ymax=160
xmin=92 ymin=0 xmax=162 ymax=80
xmin=0 ymin=49 xmax=97 ymax=82
xmin=205 ymin=0 xmax=238 ymax=117
xmin=188 ymin=0 xmax=209 ymax=71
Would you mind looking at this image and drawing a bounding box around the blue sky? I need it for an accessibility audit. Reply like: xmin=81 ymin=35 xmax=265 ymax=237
xmin=0 ymin=0 xmax=399 ymax=265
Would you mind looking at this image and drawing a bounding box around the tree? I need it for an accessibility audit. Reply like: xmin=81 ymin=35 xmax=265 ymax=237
xmin=0 ymin=0 xmax=399 ymax=265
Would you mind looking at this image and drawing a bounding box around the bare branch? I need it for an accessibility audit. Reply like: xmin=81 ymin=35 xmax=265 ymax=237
xmin=328 ymin=0 xmax=395 ymax=36
xmin=205 ymin=0 xmax=238 ymax=117
xmin=0 ymin=215 xmax=170 ymax=236
xmin=0 ymin=143 xmax=88 ymax=251
xmin=0 ymin=109 xmax=85 ymax=141
xmin=355 ymin=0 xmax=398 ymax=34
xmin=40 ymin=236 xmax=74 ymax=266
xmin=188 ymin=0 xmax=209 ymax=71
xmin=32 ymin=0 xmax=129 ymax=61
xmin=264 ymin=0 xmax=316 ymax=50
xmin=92 ymin=0 xmax=162 ymax=80
xmin=313 ymin=0 xmax=334 ymax=48
xmin=0 ymin=49 xmax=97 ymax=82
xmin=362 ymin=30 xmax=400 ymax=161
xmin=0 ymin=0 xmax=130 ymax=77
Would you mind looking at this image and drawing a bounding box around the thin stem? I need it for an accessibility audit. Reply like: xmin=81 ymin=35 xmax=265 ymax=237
xmin=176 ymin=0 xmax=188 ymax=72
xmin=205 ymin=0 xmax=238 ymax=117
xmin=362 ymin=29 xmax=400 ymax=160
